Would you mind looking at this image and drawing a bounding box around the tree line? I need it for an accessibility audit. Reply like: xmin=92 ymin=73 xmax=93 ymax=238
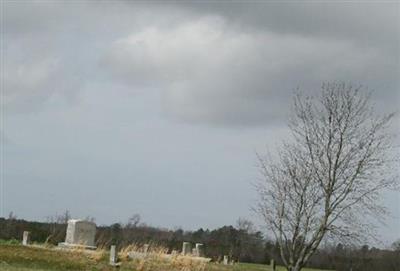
xmin=1 ymin=214 xmax=399 ymax=271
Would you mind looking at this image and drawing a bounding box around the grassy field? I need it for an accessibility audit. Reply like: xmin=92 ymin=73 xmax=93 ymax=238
xmin=0 ymin=244 xmax=330 ymax=271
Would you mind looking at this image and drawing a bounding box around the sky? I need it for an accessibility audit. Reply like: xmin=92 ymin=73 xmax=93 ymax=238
xmin=1 ymin=1 xmax=399 ymax=246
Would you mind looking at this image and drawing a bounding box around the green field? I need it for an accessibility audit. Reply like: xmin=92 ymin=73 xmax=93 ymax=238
xmin=0 ymin=244 xmax=330 ymax=271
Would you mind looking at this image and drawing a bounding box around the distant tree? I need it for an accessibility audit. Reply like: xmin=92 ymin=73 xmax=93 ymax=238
xmin=192 ymin=228 xmax=206 ymax=243
xmin=2 ymin=212 xmax=18 ymax=239
xmin=392 ymin=239 xmax=400 ymax=251
xmin=126 ymin=214 xmax=141 ymax=228
xmin=236 ymin=217 xmax=256 ymax=233
xmin=110 ymin=223 xmax=123 ymax=245
xmin=234 ymin=218 xmax=264 ymax=262
xmin=61 ymin=210 xmax=71 ymax=224
xmin=84 ymin=216 xmax=96 ymax=223
xmin=8 ymin=211 xmax=17 ymax=220
xmin=45 ymin=210 xmax=71 ymax=244
xmin=256 ymin=83 xmax=398 ymax=271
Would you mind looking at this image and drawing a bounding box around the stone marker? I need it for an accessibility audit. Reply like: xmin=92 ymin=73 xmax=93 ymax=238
xmin=270 ymin=259 xmax=276 ymax=271
xmin=223 ymin=255 xmax=229 ymax=265
xmin=110 ymin=245 xmax=117 ymax=265
xmin=143 ymin=244 xmax=150 ymax=253
xmin=22 ymin=231 xmax=30 ymax=246
xmin=196 ymin=243 xmax=204 ymax=257
xmin=182 ymin=242 xmax=191 ymax=255
xmin=58 ymin=219 xmax=96 ymax=249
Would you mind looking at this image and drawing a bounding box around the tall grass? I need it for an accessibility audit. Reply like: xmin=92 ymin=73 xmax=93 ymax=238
xmin=119 ymin=243 xmax=208 ymax=271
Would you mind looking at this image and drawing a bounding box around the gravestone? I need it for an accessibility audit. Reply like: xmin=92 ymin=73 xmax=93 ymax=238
xmin=270 ymin=259 xmax=276 ymax=271
xmin=109 ymin=245 xmax=117 ymax=265
xmin=143 ymin=244 xmax=150 ymax=253
xmin=58 ymin=219 xmax=96 ymax=249
xmin=22 ymin=231 xmax=30 ymax=246
xmin=223 ymin=255 xmax=229 ymax=265
xmin=182 ymin=242 xmax=191 ymax=255
xmin=196 ymin=243 xmax=204 ymax=257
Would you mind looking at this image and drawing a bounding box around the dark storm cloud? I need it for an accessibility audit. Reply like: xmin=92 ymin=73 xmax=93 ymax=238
xmin=3 ymin=1 xmax=399 ymax=124
xmin=175 ymin=2 xmax=398 ymax=47
xmin=103 ymin=2 xmax=399 ymax=125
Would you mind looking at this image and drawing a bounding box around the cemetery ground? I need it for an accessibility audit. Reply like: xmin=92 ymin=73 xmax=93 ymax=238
xmin=0 ymin=242 xmax=330 ymax=271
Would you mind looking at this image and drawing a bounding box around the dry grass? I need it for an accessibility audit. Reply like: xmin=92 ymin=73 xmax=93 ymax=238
xmin=0 ymin=243 xmax=331 ymax=271
xmin=170 ymin=255 xmax=207 ymax=271
xmin=119 ymin=243 xmax=208 ymax=271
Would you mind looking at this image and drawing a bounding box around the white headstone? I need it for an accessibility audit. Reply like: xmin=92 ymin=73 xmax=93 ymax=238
xmin=196 ymin=243 xmax=204 ymax=257
xmin=110 ymin=245 xmax=117 ymax=265
xmin=182 ymin=242 xmax=191 ymax=255
xmin=223 ymin=255 xmax=229 ymax=265
xmin=22 ymin=231 xmax=30 ymax=246
xmin=59 ymin=219 xmax=96 ymax=249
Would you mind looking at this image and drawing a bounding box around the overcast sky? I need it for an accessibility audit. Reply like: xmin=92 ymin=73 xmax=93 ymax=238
xmin=1 ymin=1 xmax=399 ymax=246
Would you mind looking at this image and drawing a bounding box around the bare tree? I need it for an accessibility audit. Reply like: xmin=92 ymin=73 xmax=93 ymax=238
xmin=236 ymin=217 xmax=256 ymax=234
xmin=256 ymin=83 xmax=398 ymax=271
xmin=126 ymin=213 xmax=141 ymax=228
xmin=392 ymin=239 xmax=400 ymax=251
xmin=45 ymin=210 xmax=71 ymax=244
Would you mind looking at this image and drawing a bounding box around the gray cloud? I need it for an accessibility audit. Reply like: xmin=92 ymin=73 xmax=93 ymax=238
xmin=103 ymin=14 xmax=398 ymax=125
xmin=3 ymin=1 xmax=399 ymax=124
